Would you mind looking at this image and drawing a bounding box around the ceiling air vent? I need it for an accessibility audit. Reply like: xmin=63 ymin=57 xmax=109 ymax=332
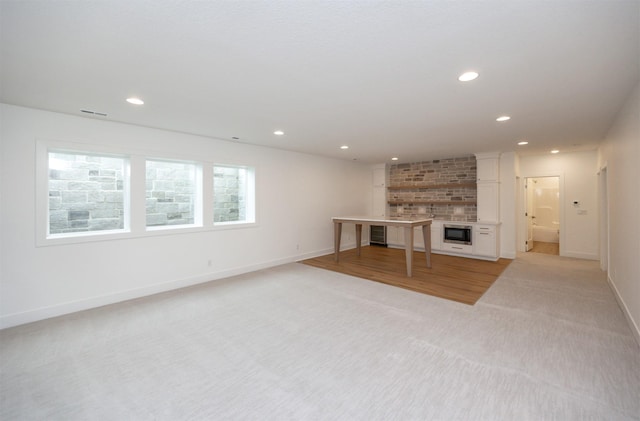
xmin=80 ymin=109 xmax=107 ymax=117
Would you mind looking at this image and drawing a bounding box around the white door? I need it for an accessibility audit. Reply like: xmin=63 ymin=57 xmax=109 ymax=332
xmin=525 ymin=178 xmax=534 ymax=251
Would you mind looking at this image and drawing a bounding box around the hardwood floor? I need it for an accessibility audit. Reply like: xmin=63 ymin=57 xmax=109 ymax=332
xmin=531 ymin=241 xmax=559 ymax=255
xmin=301 ymin=246 xmax=512 ymax=305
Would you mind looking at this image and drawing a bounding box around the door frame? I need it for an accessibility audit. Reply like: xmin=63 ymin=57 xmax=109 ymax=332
xmin=517 ymin=173 xmax=564 ymax=254
xmin=598 ymin=164 xmax=609 ymax=271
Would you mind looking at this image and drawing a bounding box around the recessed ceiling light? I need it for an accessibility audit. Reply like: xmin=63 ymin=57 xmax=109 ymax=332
xmin=391 ymin=157 xmax=399 ymax=161
xmin=517 ymin=141 xmax=529 ymax=145
xmin=550 ymin=149 xmax=560 ymax=154
xmin=496 ymin=116 xmax=511 ymax=122
xmin=273 ymin=130 xmax=284 ymax=136
xmin=126 ymin=97 xmax=144 ymax=105
xmin=458 ymin=71 xmax=479 ymax=82
xmin=340 ymin=145 xmax=349 ymax=150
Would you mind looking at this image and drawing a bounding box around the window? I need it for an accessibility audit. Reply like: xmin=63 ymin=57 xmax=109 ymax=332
xmin=48 ymin=151 xmax=128 ymax=236
xmin=146 ymin=159 xmax=202 ymax=228
xmin=213 ymin=165 xmax=255 ymax=225
xmin=39 ymin=140 xmax=255 ymax=245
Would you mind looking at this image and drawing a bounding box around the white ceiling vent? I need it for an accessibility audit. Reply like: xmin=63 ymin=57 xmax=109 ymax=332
xmin=80 ymin=109 xmax=107 ymax=117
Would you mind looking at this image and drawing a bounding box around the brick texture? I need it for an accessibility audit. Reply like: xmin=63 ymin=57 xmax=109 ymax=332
xmin=388 ymin=156 xmax=477 ymax=222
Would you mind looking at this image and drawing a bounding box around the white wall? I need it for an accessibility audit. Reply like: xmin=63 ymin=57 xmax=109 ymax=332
xmin=0 ymin=104 xmax=372 ymax=328
xmin=518 ymin=150 xmax=599 ymax=260
xmin=597 ymin=82 xmax=640 ymax=342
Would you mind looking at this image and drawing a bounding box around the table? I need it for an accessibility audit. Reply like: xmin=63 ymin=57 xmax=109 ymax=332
xmin=332 ymin=216 xmax=433 ymax=277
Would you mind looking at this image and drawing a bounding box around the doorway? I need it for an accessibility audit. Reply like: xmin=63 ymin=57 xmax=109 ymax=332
xmin=524 ymin=176 xmax=560 ymax=255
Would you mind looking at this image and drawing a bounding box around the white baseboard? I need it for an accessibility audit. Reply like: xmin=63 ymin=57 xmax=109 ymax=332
xmin=0 ymin=246 xmax=346 ymax=330
xmin=607 ymin=274 xmax=640 ymax=347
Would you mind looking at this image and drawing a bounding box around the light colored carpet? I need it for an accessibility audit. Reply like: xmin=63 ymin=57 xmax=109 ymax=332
xmin=1 ymin=252 xmax=638 ymax=420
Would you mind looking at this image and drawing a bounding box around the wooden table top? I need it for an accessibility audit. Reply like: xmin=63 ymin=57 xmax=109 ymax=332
xmin=332 ymin=216 xmax=433 ymax=226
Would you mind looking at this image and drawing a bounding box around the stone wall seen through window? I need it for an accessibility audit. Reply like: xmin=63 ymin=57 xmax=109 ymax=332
xmin=48 ymin=152 xmax=126 ymax=235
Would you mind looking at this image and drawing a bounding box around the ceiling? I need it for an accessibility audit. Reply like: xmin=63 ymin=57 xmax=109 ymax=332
xmin=1 ymin=1 xmax=638 ymax=164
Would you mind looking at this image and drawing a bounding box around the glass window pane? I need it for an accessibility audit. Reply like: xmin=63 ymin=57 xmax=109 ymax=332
xmin=146 ymin=160 xmax=198 ymax=227
xmin=48 ymin=152 xmax=126 ymax=235
xmin=214 ymin=165 xmax=254 ymax=224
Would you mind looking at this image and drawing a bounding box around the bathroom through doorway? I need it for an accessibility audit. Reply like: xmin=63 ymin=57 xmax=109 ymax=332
xmin=525 ymin=176 xmax=560 ymax=255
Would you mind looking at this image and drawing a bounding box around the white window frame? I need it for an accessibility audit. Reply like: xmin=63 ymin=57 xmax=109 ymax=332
xmin=36 ymin=139 xmax=257 ymax=247
xmin=145 ymin=158 xmax=203 ymax=231
xmin=213 ymin=164 xmax=256 ymax=228
xmin=36 ymin=140 xmax=132 ymax=246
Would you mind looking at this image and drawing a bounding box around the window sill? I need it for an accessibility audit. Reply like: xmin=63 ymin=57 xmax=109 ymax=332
xmin=38 ymin=222 xmax=258 ymax=247
xmin=213 ymin=221 xmax=257 ymax=231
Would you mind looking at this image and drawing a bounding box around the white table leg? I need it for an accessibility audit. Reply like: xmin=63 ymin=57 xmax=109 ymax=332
xmin=355 ymin=224 xmax=362 ymax=257
xmin=334 ymin=222 xmax=342 ymax=262
xmin=404 ymin=226 xmax=414 ymax=277
xmin=422 ymin=224 xmax=432 ymax=268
